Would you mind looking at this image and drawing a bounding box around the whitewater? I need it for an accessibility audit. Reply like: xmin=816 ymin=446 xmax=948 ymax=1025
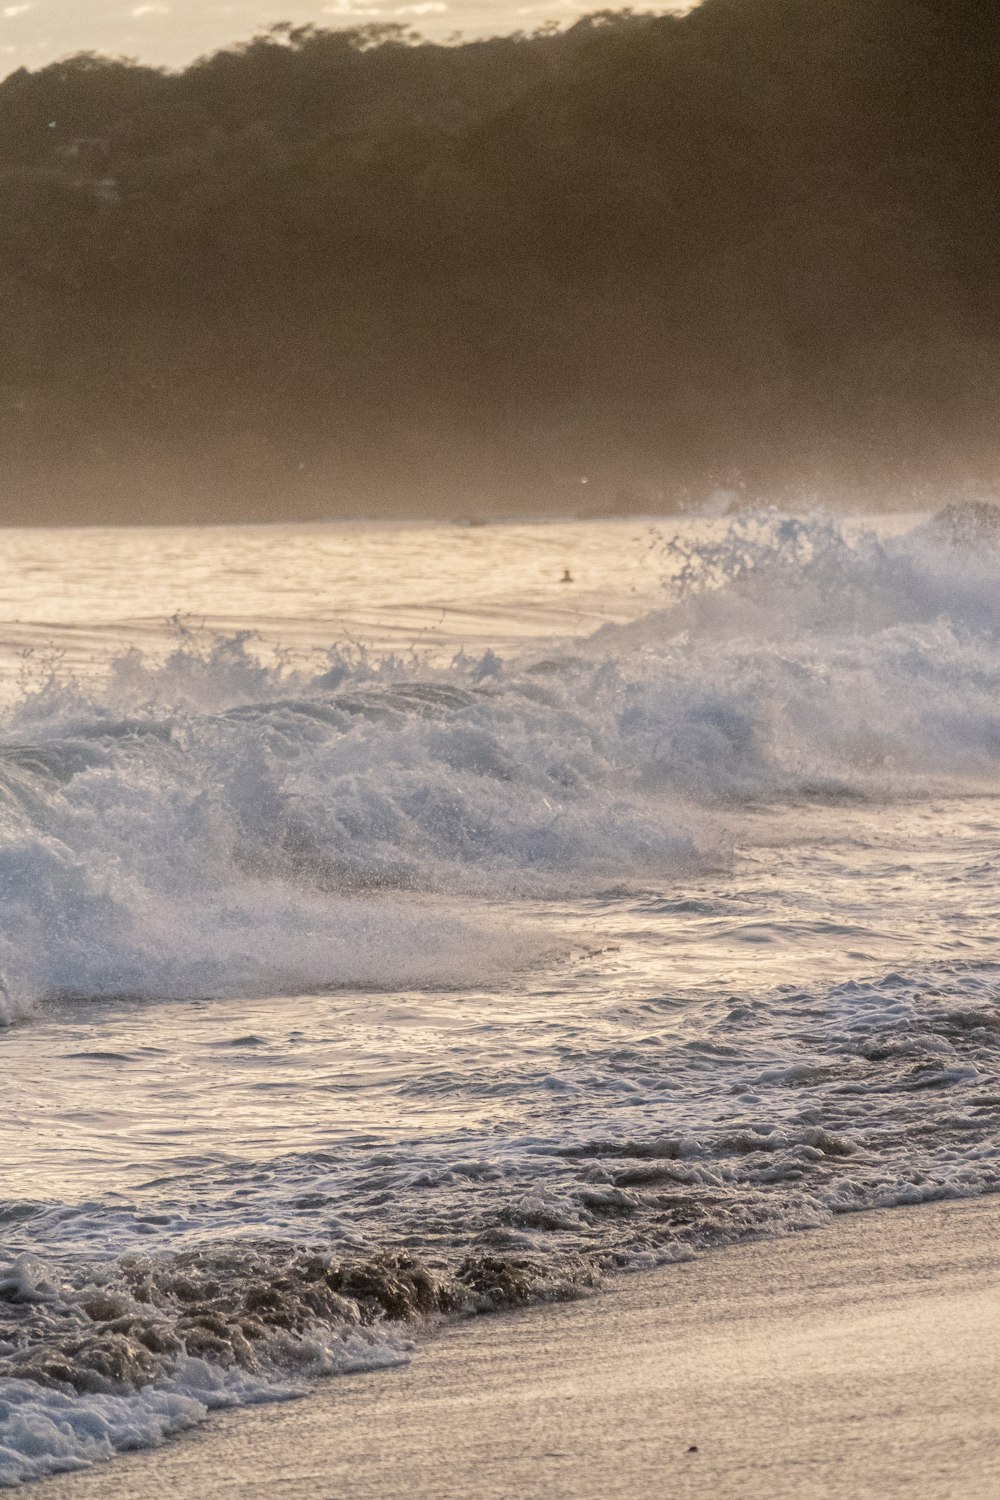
xmin=1 ymin=507 xmax=998 ymax=1486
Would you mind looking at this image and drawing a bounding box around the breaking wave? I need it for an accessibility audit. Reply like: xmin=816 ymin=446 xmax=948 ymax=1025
xmin=0 ymin=506 xmax=998 ymax=1021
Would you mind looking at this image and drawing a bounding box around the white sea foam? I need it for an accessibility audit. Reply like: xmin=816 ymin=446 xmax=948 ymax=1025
xmin=0 ymin=1328 xmax=407 ymax=1489
xmin=0 ymin=509 xmax=996 ymax=1019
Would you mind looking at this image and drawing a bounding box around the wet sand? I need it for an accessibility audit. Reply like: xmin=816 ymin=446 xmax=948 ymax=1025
xmin=36 ymin=1195 xmax=1000 ymax=1500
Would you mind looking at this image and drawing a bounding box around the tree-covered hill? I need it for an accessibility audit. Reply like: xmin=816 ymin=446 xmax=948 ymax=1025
xmin=0 ymin=2 xmax=997 ymax=521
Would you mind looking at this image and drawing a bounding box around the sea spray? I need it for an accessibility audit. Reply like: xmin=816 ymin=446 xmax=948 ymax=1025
xmin=1 ymin=509 xmax=999 ymax=1018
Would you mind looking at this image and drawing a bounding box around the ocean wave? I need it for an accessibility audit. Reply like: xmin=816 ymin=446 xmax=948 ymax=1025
xmin=3 ymin=955 xmax=997 ymax=1485
xmin=0 ymin=507 xmax=997 ymax=1018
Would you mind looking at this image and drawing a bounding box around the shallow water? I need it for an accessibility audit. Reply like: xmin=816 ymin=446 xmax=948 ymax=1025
xmin=1 ymin=506 xmax=998 ymax=1485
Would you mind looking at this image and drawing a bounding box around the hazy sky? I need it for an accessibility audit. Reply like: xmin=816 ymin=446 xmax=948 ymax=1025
xmin=0 ymin=0 xmax=688 ymax=71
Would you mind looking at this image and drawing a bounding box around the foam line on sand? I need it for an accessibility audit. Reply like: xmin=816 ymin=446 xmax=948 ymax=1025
xmin=34 ymin=1195 xmax=1000 ymax=1499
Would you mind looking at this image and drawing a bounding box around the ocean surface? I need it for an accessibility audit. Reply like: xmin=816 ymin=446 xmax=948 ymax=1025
xmin=1 ymin=507 xmax=998 ymax=1486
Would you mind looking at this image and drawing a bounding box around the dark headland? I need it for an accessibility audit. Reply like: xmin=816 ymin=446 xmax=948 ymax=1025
xmin=1 ymin=0 xmax=998 ymax=523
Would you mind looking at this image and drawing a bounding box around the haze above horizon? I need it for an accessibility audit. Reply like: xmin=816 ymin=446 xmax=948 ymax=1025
xmin=1 ymin=0 xmax=690 ymax=72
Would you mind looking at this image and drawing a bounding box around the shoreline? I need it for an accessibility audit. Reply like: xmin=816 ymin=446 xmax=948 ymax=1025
xmin=33 ymin=1194 xmax=1000 ymax=1499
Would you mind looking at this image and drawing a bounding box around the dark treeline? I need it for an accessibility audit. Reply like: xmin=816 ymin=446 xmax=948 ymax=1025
xmin=1 ymin=1 xmax=998 ymax=521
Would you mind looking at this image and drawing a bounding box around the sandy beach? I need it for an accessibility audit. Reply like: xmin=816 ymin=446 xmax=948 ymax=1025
xmin=33 ymin=1195 xmax=1000 ymax=1500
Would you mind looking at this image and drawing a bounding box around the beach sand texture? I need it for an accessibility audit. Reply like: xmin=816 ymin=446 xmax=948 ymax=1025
xmin=34 ymin=1195 xmax=1000 ymax=1500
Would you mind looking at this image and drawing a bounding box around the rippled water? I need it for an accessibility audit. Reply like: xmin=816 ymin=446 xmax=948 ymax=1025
xmin=1 ymin=506 xmax=998 ymax=1485
xmin=0 ymin=519 xmax=672 ymax=692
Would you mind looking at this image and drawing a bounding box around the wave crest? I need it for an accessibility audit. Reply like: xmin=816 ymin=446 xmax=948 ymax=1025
xmin=0 ymin=509 xmax=998 ymax=1015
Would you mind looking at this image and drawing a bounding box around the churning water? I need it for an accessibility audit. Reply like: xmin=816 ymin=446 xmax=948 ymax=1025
xmin=1 ymin=508 xmax=998 ymax=1484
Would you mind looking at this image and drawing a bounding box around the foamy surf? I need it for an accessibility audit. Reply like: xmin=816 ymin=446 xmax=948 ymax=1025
xmin=0 ymin=1285 xmax=408 ymax=1490
xmin=2 ymin=509 xmax=999 ymax=1019
xmin=1 ymin=507 xmax=998 ymax=1486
